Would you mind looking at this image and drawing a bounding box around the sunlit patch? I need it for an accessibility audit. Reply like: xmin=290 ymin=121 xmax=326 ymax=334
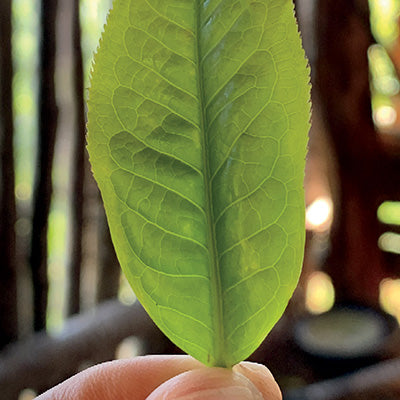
xmin=373 ymin=105 xmax=397 ymax=128
xmin=368 ymin=44 xmax=400 ymax=96
xmin=378 ymin=232 xmax=400 ymax=254
xmin=305 ymin=197 xmax=333 ymax=232
xmin=118 ymin=274 xmax=136 ymax=305
xmin=116 ymin=336 xmax=143 ymax=359
xmin=380 ymin=278 xmax=400 ymax=323
xmin=18 ymin=389 xmax=37 ymax=400
xmin=305 ymin=271 xmax=335 ymax=314
xmin=87 ymin=0 xmax=99 ymax=18
xmin=15 ymin=182 xmax=32 ymax=201
xmin=378 ymin=201 xmax=400 ymax=225
xmin=369 ymin=0 xmax=400 ymax=46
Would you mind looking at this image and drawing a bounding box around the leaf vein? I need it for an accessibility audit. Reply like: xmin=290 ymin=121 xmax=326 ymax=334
xmin=142 ymin=0 xmax=194 ymax=34
xmin=214 ymin=145 xmax=281 ymax=226
xmin=210 ymin=57 xmax=279 ymax=183
xmin=223 ymin=265 xmax=275 ymax=295
xmin=201 ymin=8 xmax=246 ymax=65
xmin=109 ymin=164 xmax=206 ymax=217
xmin=218 ymin=192 xmax=288 ymax=259
xmin=116 ymin=83 xmax=200 ymax=129
xmin=227 ymin=273 xmax=280 ymax=341
xmin=108 ymin=103 xmax=203 ymax=177
xmin=158 ymin=305 xmax=214 ymax=333
xmin=129 ymin=24 xmax=196 ymax=66
xmin=159 ymin=318 xmax=211 ymax=355
xmin=206 ymin=85 xmax=256 ymax=132
xmin=122 ymin=195 xmax=208 ymax=252
xmin=122 ymin=231 xmax=208 ymax=280
xmin=204 ymin=8 xmax=268 ymax=109
xmin=121 ymin=51 xmax=197 ymax=101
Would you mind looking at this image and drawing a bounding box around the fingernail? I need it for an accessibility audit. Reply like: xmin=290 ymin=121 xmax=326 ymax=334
xmin=234 ymin=362 xmax=275 ymax=380
xmin=175 ymin=386 xmax=263 ymax=400
xmin=234 ymin=362 xmax=282 ymax=400
xmin=174 ymin=372 xmax=264 ymax=400
xmin=147 ymin=366 xmax=266 ymax=400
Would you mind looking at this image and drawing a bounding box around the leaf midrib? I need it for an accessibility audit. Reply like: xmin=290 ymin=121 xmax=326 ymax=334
xmin=194 ymin=0 xmax=226 ymax=368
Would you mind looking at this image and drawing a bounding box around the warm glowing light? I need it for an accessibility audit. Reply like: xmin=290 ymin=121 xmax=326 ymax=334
xmin=373 ymin=105 xmax=397 ymax=127
xmin=18 ymin=389 xmax=37 ymax=400
xmin=305 ymin=271 xmax=335 ymax=314
xmin=116 ymin=336 xmax=142 ymax=359
xmin=15 ymin=182 xmax=32 ymax=201
xmin=379 ymin=232 xmax=400 ymax=254
xmin=306 ymin=197 xmax=333 ymax=231
xmin=369 ymin=0 xmax=400 ymax=46
xmin=380 ymin=278 xmax=400 ymax=323
xmin=376 ymin=0 xmax=392 ymax=11
xmin=88 ymin=1 xmax=99 ymax=18
xmin=378 ymin=201 xmax=400 ymax=225
xmin=118 ymin=275 xmax=136 ymax=305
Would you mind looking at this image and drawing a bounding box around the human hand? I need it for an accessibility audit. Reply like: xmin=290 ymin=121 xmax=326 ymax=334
xmin=36 ymin=355 xmax=281 ymax=399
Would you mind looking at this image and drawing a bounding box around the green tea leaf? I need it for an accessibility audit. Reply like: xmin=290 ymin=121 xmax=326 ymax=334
xmin=87 ymin=0 xmax=310 ymax=367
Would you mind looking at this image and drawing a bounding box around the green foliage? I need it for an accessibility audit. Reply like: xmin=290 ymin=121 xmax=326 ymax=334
xmin=378 ymin=201 xmax=400 ymax=226
xmin=87 ymin=0 xmax=310 ymax=367
xmin=369 ymin=0 xmax=400 ymax=48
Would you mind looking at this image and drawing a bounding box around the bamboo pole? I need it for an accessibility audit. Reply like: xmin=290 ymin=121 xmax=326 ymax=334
xmin=30 ymin=0 xmax=59 ymax=331
xmin=67 ymin=0 xmax=86 ymax=316
xmin=0 ymin=0 xmax=18 ymax=348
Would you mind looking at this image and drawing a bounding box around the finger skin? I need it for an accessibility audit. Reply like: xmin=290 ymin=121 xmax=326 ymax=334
xmin=234 ymin=362 xmax=282 ymax=400
xmin=147 ymin=362 xmax=282 ymax=400
xmin=36 ymin=355 xmax=203 ymax=400
xmin=36 ymin=355 xmax=281 ymax=400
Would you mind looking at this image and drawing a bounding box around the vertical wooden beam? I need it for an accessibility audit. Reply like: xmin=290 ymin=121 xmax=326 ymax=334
xmin=30 ymin=0 xmax=59 ymax=331
xmin=0 ymin=0 xmax=18 ymax=347
xmin=96 ymin=209 xmax=120 ymax=303
xmin=315 ymin=0 xmax=388 ymax=305
xmin=67 ymin=0 xmax=86 ymax=316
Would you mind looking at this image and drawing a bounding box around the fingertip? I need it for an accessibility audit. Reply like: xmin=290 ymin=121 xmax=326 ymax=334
xmin=233 ymin=362 xmax=282 ymax=400
xmin=147 ymin=366 xmax=264 ymax=400
xmin=37 ymin=355 xmax=203 ymax=400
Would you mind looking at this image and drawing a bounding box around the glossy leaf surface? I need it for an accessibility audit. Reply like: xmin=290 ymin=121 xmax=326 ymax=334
xmin=87 ymin=0 xmax=310 ymax=367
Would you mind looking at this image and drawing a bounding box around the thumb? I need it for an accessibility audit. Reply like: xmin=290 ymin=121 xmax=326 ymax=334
xmin=146 ymin=362 xmax=281 ymax=400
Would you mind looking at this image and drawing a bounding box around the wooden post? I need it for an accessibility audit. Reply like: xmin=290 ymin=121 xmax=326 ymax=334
xmin=0 ymin=0 xmax=18 ymax=348
xmin=96 ymin=209 xmax=121 ymax=303
xmin=30 ymin=0 xmax=59 ymax=331
xmin=67 ymin=0 xmax=86 ymax=316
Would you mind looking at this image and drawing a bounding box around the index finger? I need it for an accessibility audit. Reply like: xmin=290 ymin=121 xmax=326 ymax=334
xmin=37 ymin=355 xmax=203 ymax=400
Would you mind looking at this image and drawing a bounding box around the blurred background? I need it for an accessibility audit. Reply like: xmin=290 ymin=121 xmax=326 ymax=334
xmin=0 ymin=0 xmax=400 ymax=399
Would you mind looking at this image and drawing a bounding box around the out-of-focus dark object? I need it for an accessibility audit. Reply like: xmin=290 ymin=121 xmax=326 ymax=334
xmin=284 ymin=355 xmax=400 ymax=400
xmin=294 ymin=304 xmax=397 ymax=379
xmin=29 ymin=0 xmax=59 ymax=332
xmin=0 ymin=0 xmax=18 ymax=349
